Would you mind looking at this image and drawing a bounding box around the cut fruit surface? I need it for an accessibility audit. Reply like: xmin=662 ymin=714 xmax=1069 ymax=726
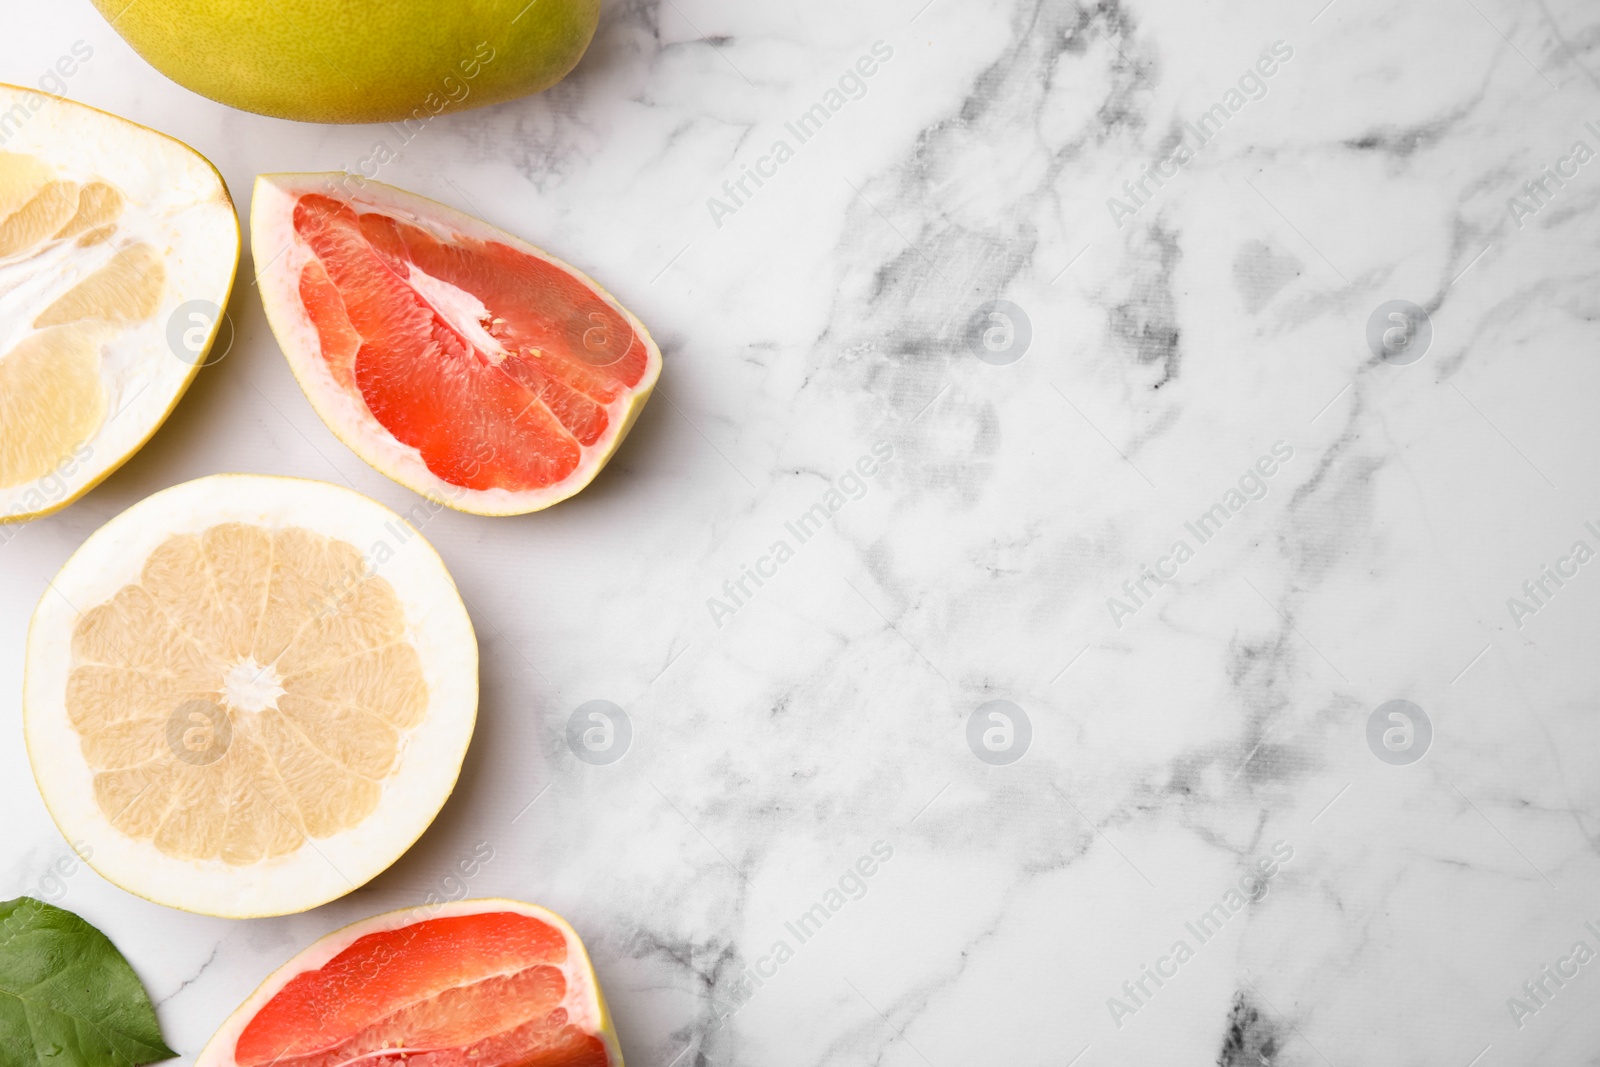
xmin=252 ymin=174 xmax=661 ymax=516
xmin=24 ymin=474 xmax=477 ymax=917
xmin=196 ymin=899 xmax=622 ymax=1067
xmin=0 ymin=85 xmax=239 ymax=523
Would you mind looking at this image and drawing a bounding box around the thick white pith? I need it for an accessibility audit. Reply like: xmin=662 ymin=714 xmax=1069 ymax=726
xmin=193 ymin=898 xmax=621 ymax=1067
xmin=0 ymin=85 xmax=239 ymax=522
xmin=221 ymin=657 xmax=286 ymax=713
xmin=405 ymin=262 xmax=511 ymax=362
xmin=251 ymin=173 xmax=662 ymax=517
xmin=23 ymin=474 xmax=478 ymax=918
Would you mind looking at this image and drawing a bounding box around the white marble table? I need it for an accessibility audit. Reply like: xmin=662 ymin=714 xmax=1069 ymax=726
xmin=5 ymin=0 xmax=1600 ymax=1063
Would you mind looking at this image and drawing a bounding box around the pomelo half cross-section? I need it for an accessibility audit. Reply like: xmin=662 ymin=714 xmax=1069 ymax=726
xmin=23 ymin=474 xmax=478 ymax=918
xmin=252 ymin=174 xmax=661 ymax=516
xmin=90 ymin=0 xmax=600 ymax=124
xmin=0 ymin=85 xmax=238 ymax=525
xmin=196 ymin=898 xmax=623 ymax=1067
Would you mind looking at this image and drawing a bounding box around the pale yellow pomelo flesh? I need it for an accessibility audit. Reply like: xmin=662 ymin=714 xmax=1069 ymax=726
xmin=90 ymin=0 xmax=601 ymax=124
xmin=0 ymin=326 xmax=108 ymax=491
xmin=0 ymin=86 xmax=239 ymax=524
xmin=24 ymin=474 xmax=478 ymax=918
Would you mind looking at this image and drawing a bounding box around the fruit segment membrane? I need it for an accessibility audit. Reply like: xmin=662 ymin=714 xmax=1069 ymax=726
xmin=68 ymin=522 xmax=427 ymax=865
xmin=234 ymin=911 xmax=609 ymax=1067
xmin=0 ymin=150 xmax=164 ymax=488
xmin=292 ymin=193 xmax=650 ymax=493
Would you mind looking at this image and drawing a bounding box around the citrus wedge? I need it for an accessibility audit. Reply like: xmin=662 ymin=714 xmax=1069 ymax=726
xmin=23 ymin=474 xmax=477 ymax=918
xmin=0 ymin=85 xmax=238 ymax=524
xmin=251 ymin=174 xmax=661 ymax=516
xmin=196 ymin=899 xmax=622 ymax=1067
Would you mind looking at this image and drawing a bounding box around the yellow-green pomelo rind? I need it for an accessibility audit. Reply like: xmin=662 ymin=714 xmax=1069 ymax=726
xmin=89 ymin=0 xmax=601 ymax=124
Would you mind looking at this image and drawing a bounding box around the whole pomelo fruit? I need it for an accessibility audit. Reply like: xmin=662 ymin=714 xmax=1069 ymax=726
xmin=89 ymin=0 xmax=600 ymax=123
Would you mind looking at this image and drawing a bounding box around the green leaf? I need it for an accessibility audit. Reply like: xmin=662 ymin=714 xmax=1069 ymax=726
xmin=0 ymin=897 xmax=176 ymax=1067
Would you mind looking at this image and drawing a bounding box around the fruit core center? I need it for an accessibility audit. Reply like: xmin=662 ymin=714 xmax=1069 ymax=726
xmin=223 ymin=657 xmax=286 ymax=713
xmin=405 ymin=262 xmax=509 ymax=364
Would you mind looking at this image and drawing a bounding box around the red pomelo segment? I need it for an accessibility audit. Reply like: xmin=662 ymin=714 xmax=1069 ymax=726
xmin=297 ymin=260 xmax=359 ymax=391
xmin=292 ymin=194 xmax=648 ymax=493
xmin=234 ymin=911 xmax=608 ymax=1067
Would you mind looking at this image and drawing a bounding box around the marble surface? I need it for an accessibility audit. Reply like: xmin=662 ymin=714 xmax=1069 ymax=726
xmin=5 ymin=0 xmax=1600 ymax=1063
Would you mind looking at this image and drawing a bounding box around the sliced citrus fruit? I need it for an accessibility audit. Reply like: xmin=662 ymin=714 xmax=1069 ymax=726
xmin=0 ymin=85 xmax=239 ymax=524
xmin=23 ymin=474 xmax=477 ymax=918
xmin=251 ymin=174 xmax=661 ymax=516
xmin=196 ymin=899 xmax=622 ymax=1067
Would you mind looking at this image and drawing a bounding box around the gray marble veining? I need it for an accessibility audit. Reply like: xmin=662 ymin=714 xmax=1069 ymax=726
xmin=4 ymin=0 xmax=1600 ymax=1063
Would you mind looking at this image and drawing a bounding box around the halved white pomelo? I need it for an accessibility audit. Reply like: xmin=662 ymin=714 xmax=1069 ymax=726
xmin=0 ymin=85 xmax=239 ymax=523
xmin=196 ymin=899 xmax=622 ymax=1067
xmin=23 ymin=474 xmax=477 ymax=918
xmin=251 ymin=173 xmax=661 ymax=517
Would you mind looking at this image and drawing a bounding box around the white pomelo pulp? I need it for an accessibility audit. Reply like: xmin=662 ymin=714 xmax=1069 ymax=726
xmin=24 ymin=474 xmax=477 ymax=918
xmin=0 ymin=84 xmax=238 ymax=523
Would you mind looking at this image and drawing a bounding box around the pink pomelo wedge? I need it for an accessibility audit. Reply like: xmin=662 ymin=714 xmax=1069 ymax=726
xmin=252 ymin=174 xmax=660 ymax=515
xmin=197 ymin=898 xmax=622 ymax=1067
